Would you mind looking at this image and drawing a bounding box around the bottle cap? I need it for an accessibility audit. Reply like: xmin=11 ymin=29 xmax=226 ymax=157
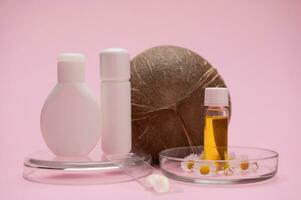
xmin=204 ymin=87 xmax=229 ymax=106
xmin=57 ymin=53 xmax=85 ymax=83
xmin=99 ymin=48 xmax=130 ymax=81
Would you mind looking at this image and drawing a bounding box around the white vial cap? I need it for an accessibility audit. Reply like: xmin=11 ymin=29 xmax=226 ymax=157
xmin=99 ymin=48 xmax=130 ymax=81
xmin=204 ymin=87 xmax=229 ymax=106
xmin=57 ymin=53 xmax=85 ymax=83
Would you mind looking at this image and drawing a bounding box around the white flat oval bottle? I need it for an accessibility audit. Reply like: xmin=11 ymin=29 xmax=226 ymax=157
xmin=40 ymin=53 xmax=101 ymax=157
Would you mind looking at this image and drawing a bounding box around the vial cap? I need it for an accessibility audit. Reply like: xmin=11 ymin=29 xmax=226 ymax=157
xmin=99 ymin=48 xmax=130 ymax=81
xmin=204 ymin=87 xmax=229 ymax=106
xmin=57 ymin=53 xmax=85 ymax=83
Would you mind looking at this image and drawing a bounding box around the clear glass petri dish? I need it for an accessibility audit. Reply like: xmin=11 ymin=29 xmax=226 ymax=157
xmin=159 ymin=146 xmax=278 ymax=185
xmin=23 ymin=150 xmax=151 ymax=185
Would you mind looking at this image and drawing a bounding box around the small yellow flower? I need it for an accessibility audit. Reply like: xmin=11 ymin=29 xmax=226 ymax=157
xmin=180 ymin=154 xmax=200 ymax=172
xmin=193 ymin=162 xmax=215 ymax=176
xmin=214 ymin=161 xmax=229 ymax=171
xmin=199 ymin=165 xmax=210 ymax=175
xmin=186 ymin=160 xmax=194 ymax=170
xmin=240 ymin=160 xmax=249 ymax=171
xmin=224 ymin=162 xmax=230 ymax=170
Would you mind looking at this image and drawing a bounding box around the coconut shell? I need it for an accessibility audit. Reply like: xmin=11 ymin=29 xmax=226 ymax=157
xmin=131 ymin=45 xmax=231 ymax=162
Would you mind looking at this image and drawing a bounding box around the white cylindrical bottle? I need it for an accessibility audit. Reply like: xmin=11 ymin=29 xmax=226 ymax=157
xmin=99 ymin=48 xmax=132 ymax=154
xmin=40 ymin=53 xmax=101 ymax=157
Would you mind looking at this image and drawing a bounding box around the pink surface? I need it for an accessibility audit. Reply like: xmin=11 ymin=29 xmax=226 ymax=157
xmin=0 ymin=0 xmax=299 ymax=199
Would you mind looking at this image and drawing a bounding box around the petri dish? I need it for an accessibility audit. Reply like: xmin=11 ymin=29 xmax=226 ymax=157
xmin=23 ymin=150 xmax=151 ymax=185
xmin=159 ymin=146 xmax=278 ymax=185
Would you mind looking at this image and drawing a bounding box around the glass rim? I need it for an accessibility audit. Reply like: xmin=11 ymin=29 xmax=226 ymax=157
xmin=159 ymin=145 xmax=279 ymax=162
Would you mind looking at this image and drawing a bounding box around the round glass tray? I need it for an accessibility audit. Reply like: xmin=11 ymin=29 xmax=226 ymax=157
xmin=23 ymin=150 xmax=151 ymax=185
xmin=159 ymin=146 xmax=278 ymax=185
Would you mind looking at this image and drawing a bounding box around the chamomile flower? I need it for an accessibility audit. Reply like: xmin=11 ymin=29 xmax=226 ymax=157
xmin=180 ymin=153 xmax=200 ymax=172
xmin=240 ymin=160 xmax=250 ymax=171
xmin=239 ymin=155 xmax=251 ymax=173
xmin=193 ymin=161 xmax=216 ymax=176
xmin=219 ymin=161 xmax=235 ymax=176
xmin=239 ymin=155 xmax=259 ymax=173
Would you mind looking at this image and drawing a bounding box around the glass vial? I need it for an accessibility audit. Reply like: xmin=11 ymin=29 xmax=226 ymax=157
xmin=203 ymin=87 xmax=229 ymax=161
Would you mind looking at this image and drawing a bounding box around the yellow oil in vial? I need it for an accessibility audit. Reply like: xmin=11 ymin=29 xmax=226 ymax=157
xmin=204 ymin=115 xmax=228 ymax=161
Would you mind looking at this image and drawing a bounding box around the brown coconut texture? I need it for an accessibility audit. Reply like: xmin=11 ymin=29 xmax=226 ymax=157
xmin=131 ymin=46 xmax=231 ymax=162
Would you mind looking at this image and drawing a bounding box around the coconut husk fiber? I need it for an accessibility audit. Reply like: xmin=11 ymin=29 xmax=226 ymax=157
xmin=131 ymin=45 xmax=231 ymax=162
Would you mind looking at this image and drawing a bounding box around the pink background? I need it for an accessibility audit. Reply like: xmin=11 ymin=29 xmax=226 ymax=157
xmin=0 ymin=0 xmax=299 ymax=199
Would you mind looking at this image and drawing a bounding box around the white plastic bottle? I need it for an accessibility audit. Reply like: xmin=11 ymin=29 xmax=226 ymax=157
xmin=40 ymin=53 xmax=101 ymax=157
xmin=99 ymin=48 xmax=132 ymax=154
